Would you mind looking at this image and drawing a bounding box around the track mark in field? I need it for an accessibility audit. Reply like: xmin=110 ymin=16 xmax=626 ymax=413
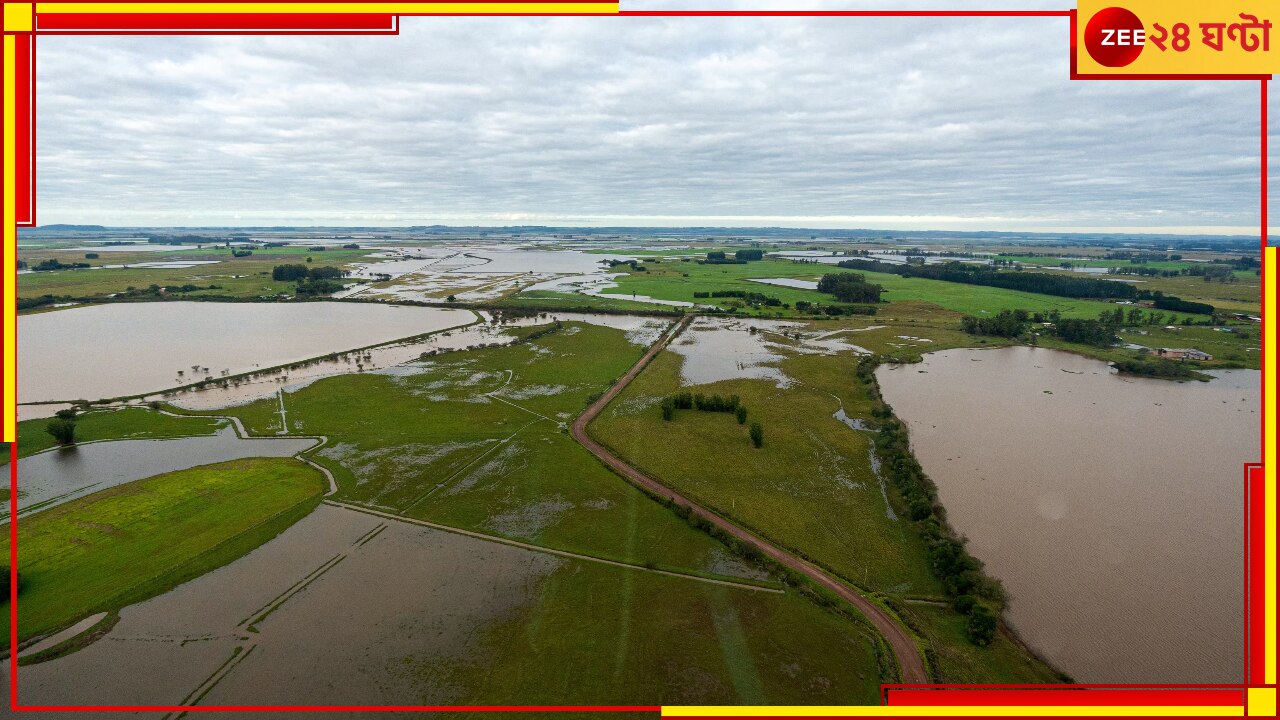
xmin=236 ymin=553 xmax=347 ymax=632
xmin=166 ymin=643 xmax=258 ymax=718
xmin=328 ymin=500 xmax=784 ymax=594
xmin=397 ymin=418 xmax=542 ymax=515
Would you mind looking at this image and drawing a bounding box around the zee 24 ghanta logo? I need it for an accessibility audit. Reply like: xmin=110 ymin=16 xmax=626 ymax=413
xmin=1084 ymin=5 xmax=1272 ymax=67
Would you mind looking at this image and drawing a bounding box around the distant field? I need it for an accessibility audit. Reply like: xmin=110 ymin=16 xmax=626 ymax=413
xmin=15 ymin=407 xmax=226 ymax=459
xmin=599 ymin=258 xmax=1138 ymax=319
xmin=2 ymin=457 xmax=326 ymax=644
xmin=16 ymin=247 xmax=375 ymax=304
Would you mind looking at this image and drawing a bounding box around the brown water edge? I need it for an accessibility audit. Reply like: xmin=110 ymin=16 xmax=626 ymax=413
xmin=5 ymin=504 xmax=560 ymax=708
xmin=875 ymin=346 xmax=1257 ymax=684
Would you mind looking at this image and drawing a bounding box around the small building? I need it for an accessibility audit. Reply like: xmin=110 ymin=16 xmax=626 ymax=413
xmin=1151 ymin=347 xmax=1213 ymax=362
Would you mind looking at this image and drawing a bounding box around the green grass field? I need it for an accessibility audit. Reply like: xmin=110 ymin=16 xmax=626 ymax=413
xmin=586 ymin=259 xmax=1140 ymax=320
xmin=2 ymin=457 xmax=327 ymax=645
xmin=15 ymin=407 xmax=227 ymax=459
xmin=468 ymin=561 xmax=885 ymax=704
xmin=17 ymin=247 xmax=376 ymax=306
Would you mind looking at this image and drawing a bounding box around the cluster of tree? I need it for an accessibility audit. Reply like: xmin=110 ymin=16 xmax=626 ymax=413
xmin=1054 ymin=318 xmax=1116 ymax=346
xmin=295 ymin=279 xmax=345 ymax=296
xmin=816 ymin=272 xmax=886 ymax=303
xmin=309 ymin=246 xmax=328 ymax=251
xmin=45 ymin=408 xmax=78 ymax=446
xmin=1104 ymin=251 xmax=1177 ymax=262
xmin=837 ymin=259 xmax=1136 ymax=300
xmin=1151 ymin=293 xmax=1214 ymax=315
xmin=146 ymin=235 xmax=206 ymax=245
xmin=263 ymin=242 xmax=288 ymax=248
xmin=1111 ymin=356 xmax=1204 ymax=380
xmin=84 ymin=252 xmax=99 ymax=260
xmin=793 ymin=300 xmax=878 ymax=316
xmin=272 ymin=264 xmax=348 ymax=282
xmin=231 ymin=249 xmax=253 ymax=258
xmin=1212 ymin=255 xmax=1261 ymax=270
xmin=31 ymin=259 xmax=90 ymax=272
xmin=17 ymin=294 xmax=68 ymax=311
xmin=960 ymin=309 xmax=1029 ymax=338
xmin=15 ymin=259 xmax=26 ymax=269
xmin=702 ymin=251 xmax=747 ymax=265
xmin=661 ymin=391 xmax=742 ymax=419
xmin=691 ymin=290 xmax=782 ymax=306
xmin=607 ymin=259 xmax=647 ymax=272
xmin=749 ymin=421 xmax=764 ymax=448
xmin=342 ymin=243 xmax=361 ymax=250
xmin=735 ymin=249 xmax=765 ymax=261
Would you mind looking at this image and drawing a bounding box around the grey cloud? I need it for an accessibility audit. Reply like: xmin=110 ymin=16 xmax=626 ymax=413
xmin=32 ymin=10 xmax=1272 ymax=233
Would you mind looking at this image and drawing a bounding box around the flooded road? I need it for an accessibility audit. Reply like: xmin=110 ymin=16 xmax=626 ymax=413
xmin=17 ymin=302 xmax=475 ymax=404
xmin=876 ymin=346 xmax=1257 ymax=683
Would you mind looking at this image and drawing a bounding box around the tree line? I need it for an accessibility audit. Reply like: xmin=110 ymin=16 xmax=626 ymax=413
xmin=857 ymin=357 xmax=1001 ymax=646
xmin=660 ymin=392 xmax=763 ymax=447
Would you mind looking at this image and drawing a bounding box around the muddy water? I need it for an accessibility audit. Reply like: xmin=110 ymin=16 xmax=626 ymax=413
xmin=8 ymin=504 xmax=560 ymax=707
xmin=17 ymin=302 xmax=475 ymax=404
xmin=163 ymin=312 xmax=673 ymax=410
xmin=875 ymin=346 xmax=1257 ymax=683
xmin=2 ymin=428 xmax=316 ymax=519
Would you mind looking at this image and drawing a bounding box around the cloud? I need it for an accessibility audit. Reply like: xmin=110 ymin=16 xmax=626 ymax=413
xmin=31 ymin=7 xmax=1271 ymax=234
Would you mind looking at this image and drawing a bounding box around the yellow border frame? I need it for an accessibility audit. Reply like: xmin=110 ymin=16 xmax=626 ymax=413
xmin=1 ymin=3 xmax=1274 ymax=716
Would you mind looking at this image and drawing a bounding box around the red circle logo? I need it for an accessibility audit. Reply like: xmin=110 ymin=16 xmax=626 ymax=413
xmin=1084 ymin=7 xmax=1145 ymax=67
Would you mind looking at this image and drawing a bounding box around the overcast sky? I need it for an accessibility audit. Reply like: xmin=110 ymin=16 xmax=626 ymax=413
xmin=32 ymin=0 xmax=1277 ymax=235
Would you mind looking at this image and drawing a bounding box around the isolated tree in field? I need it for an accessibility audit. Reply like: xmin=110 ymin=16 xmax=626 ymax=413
xmin=54 ymin=408 xmax=77 ymax=420
xmin=46 ymin=417 xmax=76 ymax=446
xmin=735 ymin=406 xmax=748 ymax=424
xmin=661 ymin=398 xmax=675 ymax=421
xmin=749 ymin=422 xmax=764 ymax=448
xmin=446 ymin=295 xmax=457 ymax=302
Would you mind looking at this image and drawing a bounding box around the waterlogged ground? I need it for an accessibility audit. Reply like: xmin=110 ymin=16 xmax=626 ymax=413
xmin=4 ymin=427 xmax=315 ymax=519
xmin=9 ymin=503 xmax=882 ymax=706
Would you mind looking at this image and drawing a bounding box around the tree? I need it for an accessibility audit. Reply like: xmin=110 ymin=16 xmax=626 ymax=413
xmin=54 ymin=408 xmax=77 ymax=420
xmin=446 ymin=295 xmax=457 ymax=302
xmin=735 ymin=406 xmax=748 ymax=425
xmin=749 ymin=422 xmax=764 ymax=448
xmin=967 ymin=605 xmax=998 ymax=646
xmin=661 ymin=398 xmax=675 ymax=421
xmin=46 ymin=417 xmax=76 ymax=445
xmin=0 ymin=565 xmax=21 ymax=599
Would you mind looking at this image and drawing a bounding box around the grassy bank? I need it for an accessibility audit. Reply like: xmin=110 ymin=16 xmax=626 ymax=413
xmin=14 ymin=407 xmax=227 ymax=459
xmin=1 ymin=457 xmax=327 ymax=645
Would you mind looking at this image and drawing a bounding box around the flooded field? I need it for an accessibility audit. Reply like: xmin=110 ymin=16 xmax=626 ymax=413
xmin=3 ymin=428 xmax=316 ymax=519
xmin=17 ymin=302 xmax=475 ymax=405
xmin=160 ymin=312 xmax=671 ymax=410
xmin=669 ymin=317 xmax=869 ymax=387
xmin=8 ymin=504 xmax=561 ymax=707
xmin=876 ymin=347 xmax=1257 ymax=683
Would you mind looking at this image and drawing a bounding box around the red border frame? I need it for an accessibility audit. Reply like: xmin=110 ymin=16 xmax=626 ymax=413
xmin=2 ymin=2 xmax=1270 ymax=714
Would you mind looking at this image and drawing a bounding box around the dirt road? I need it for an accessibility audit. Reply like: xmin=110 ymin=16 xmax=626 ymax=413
xmin=569 ymin=315 xmax=929 ymax=684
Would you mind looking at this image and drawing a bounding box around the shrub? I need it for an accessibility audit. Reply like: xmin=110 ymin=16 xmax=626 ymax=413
xmin=967 ymin=605 xmax=998 ymax=646
xmin=749 ymin=422 xmax=764 ymax=448
xmin=46 ymin=417 xmax=76 ymax=445
xmin=735 ymin=406 xmax=748 ymax=424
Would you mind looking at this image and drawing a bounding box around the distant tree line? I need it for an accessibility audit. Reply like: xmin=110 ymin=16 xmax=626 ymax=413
xmin=794 ymin=300 xmax=877 ymax=316
xmin=31 ymin=259 xmax=90 ymax=272
xmin=692 ymin=290 xmax=782 ymax=307
xmin=836 ymin=258 xmax=1136 ymax=299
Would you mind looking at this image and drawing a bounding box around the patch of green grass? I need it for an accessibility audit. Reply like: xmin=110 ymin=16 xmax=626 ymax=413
xmin=900 ymin=602 xmax=1067 ymax=684
xmin=14 ymin=407 xmax=227 ymax=459
xmin=1 ymin=457 xmax=327 ymax=645
xmin=461 ymin=561 xmax=884 ymax=704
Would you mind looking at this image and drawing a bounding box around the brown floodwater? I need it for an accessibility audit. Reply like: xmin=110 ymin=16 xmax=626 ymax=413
xmin=876 ymin=346 xmax=1258 ymax=683
xmin=16 ymin=302 xmax=475 ymax=404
